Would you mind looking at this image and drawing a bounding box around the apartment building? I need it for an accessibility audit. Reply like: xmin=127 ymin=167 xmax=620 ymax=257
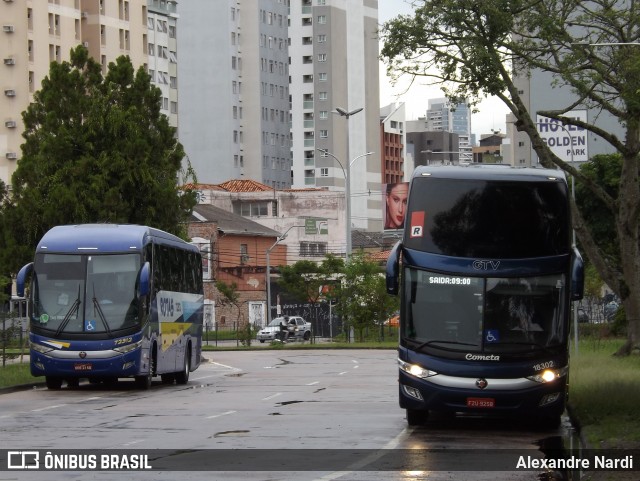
xmin=425 ymin=97 xmax=473 ymax=163
xmin=380 ymin=102 xmax=406 ymax=185
xmin=177 ymin=1 xmax=292 ymax=189
xmin=147 ymin=0 xmax=178 ymax=128
xmin=289 ymin=0 xmax=382 ymax=231
xmin=0 ymin=0 xmax=149 ymax=185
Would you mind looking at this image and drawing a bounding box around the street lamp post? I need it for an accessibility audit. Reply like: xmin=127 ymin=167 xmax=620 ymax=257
xmin=334 ymin=106 xmax=364 ymax=257
xmin=317 ymin=148 xmax=373 ymax=260
xmin=266 ymin=225 xmax=305 ymax=324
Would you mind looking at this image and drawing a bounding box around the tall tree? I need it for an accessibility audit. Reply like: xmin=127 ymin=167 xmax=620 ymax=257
xmin=0 ymin=45 xmax=196 ymax=274
xmin=330 ymin=253 xmax=399 ymax=342
xmin=380 ymin=0 xmax=640 ymax=355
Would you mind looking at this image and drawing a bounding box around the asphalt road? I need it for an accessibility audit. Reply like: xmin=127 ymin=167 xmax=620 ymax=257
xmin=0 ymin=349 xmax=574 ymax=481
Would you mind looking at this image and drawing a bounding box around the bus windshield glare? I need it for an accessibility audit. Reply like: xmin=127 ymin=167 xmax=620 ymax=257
xmin=32 ymin=253 xmax=141 ymax=334
xmin=404 ymin=269 xmax=567 ymax=353
xmin=404 ymin=178 xmax=569 ymax=258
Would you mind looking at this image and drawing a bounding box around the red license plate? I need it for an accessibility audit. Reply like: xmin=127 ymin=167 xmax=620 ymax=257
xmin=466 ymin=397 xmax=495 ymax=408
xmin=74 ymin=363 xmax=93 ymax=371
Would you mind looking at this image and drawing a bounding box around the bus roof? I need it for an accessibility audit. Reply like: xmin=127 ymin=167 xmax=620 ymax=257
xmin=412 ymin=164 xmax=567 ymax=182
xmin=36 ymin=224 xmax=197 ymax=254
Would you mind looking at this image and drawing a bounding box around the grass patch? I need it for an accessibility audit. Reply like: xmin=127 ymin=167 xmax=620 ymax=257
xmin=0 ymin=362 xmax=34 ymax=388
xmin=569 ymin=338 xmax=640 ymax=448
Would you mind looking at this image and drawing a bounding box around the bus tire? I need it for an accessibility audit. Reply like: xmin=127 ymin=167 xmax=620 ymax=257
xmin=406 ymin=409 xmax=428 ymax=426
xmin=45 ymin=376 xmax=63 ymax=390
xmin=175 ymin=344 xmax=191 ymax=385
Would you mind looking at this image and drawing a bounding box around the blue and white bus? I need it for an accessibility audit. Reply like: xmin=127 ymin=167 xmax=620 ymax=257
xmin=386 ymin=166 xmax=584 ymax=427
xmin=17 ymin=224 xmax=204 ymax=390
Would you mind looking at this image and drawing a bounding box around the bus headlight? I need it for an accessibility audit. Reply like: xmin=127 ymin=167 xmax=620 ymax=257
xmin=114 ymin=340 xmax=142 ymax=354
xmin=30 ymin=342 xmax=53 ymax=354
xmin=398 ymin=358 xmax=438 ymax=379
xmin=526 ymin=366 xmax=568 ymax=383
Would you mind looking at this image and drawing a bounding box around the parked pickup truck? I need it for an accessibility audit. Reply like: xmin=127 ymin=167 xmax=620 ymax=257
xmin=257 ymin=316 xmax=311 ymax=343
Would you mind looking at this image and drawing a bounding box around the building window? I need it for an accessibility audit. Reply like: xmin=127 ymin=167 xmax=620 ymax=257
xmin=320 ymin=168 xmax=328 ymax=177
xmin=317 ymin=34 xmax=326 ymax=43
xmin=317 ymin=53 xmax=327 ymax=62
xmin=300 ymin=242 xmax=327 ymax=257
xmin=317 ymin=15 xmax=326 ymax=24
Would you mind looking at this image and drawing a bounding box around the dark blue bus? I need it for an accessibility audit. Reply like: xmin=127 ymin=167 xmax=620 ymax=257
xmin=386 ymin=166 xmax=584 ymax=427
xmin=17 ymin=224 xmax=203 ymax=390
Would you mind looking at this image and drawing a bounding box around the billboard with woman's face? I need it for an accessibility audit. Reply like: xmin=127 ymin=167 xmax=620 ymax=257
xmin=383 ymin=182 xmax=409 ymax=230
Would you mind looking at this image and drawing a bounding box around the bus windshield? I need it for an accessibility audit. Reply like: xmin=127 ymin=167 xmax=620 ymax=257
xmin=404 ymin=178 xmax=569 ymax=258
xmin=403 ymin=268 xmax=567 ymax=353
xmin=32 ymin=253 xmax=141 ymax=334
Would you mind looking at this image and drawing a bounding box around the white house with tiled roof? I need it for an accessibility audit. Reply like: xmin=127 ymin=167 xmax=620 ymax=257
xmin=192 ymin=180 xmax=348 ymax=263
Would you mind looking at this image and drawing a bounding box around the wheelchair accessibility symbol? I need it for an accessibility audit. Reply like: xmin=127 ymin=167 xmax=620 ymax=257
xmin=485 ymin=330 xmax=499 ymax=343
xmin=85 ymin=319 xmax=96 ymax=331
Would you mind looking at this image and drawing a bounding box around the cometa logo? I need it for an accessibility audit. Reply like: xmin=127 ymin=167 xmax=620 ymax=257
xmin=465 ymin=353 xmax=500 ymax=361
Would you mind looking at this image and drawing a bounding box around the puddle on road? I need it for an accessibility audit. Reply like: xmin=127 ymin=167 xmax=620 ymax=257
xmin=212 ymin=430 xmax=250 ymax=438
xmin=536 ymin=419 xmax=584 ymax=481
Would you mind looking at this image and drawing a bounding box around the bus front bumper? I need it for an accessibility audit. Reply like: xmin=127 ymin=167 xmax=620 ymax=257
xmin=30 ymin=348 xmax=142 ymax=379
xmin=398 ymin=370 xmax=567 ymax=418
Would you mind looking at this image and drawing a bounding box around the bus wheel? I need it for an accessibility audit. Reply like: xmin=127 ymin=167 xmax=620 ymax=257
xmin=175 ymin=345 xmax=191 ymax=385
xmin=406 ymin=409 xmax=429 ymax=426
xmin=45 ymin=377 xmax=63 ymax=390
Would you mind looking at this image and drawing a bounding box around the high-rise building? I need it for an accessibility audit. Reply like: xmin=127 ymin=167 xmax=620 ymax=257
xmin=426 ymin=97 xmax=473 ymax=163
xmin=289 ymin=0 xmax=381 ymax=231
xmin=0 ymin=0 xmax=149 ymax=186
xmin=147 ymin=0 xmax=179 ymax=128
xmin=177 ymin=1 xmax=292 ymax=189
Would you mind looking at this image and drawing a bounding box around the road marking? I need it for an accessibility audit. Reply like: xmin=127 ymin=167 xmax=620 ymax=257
xmin=206 ymin=410 xmax=237 ymax=419
xmin=353 ymin=365 xmax=359 ymax=369
xmin=338 ymin=371 xmax=348 ymax=375
xmin=79 ymin=396 xmax=103 ymax=402
xmin=31 ymin=404 xmax=66 ymax=412
xmin=211 ymin=361 xmax=242 ymax=372
xmin=261 ymin=392 xmax=282 ymax=401
xmin=306 ymin=381 xmax=319 ymax=386
xmin=312 ymin=428 xmax=410 ymax=481
xmin=191 ymin=374 xmax=220 ymax=381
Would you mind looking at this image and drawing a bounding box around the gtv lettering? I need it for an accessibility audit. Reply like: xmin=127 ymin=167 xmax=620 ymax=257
xmin=472 ymin=260 xmax=500 ymax=270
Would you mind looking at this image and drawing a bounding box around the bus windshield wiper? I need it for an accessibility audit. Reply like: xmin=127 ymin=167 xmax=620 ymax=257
xmin=413 ymin=339 xmax=477 ymax=352
xmin=92 ymin=284 xmax=113 ymax=338
xmin=492 ymin=341 xmax=549 ymax=352
xmin=55 ymin=285 xmax=81 ymax=337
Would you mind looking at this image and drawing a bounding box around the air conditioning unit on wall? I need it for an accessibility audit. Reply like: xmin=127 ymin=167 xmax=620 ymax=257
xmin=6 ymin=152 xmax=18 ymax=160
xmin=3 ymin=25 xmax=15 ymax=33
xmin=4 ymin=89 xmax=16 ymax=97
xmin=5 ymin=120 xmax=16 ymax=128
xmin=4 ymin=58 xmax=15 ymax=65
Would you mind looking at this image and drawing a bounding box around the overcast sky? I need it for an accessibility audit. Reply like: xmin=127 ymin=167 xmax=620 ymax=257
xmin=377 ymin=0 xmax=510 ymax=139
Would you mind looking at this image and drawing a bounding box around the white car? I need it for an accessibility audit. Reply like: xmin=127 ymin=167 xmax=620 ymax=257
xmin=256 ymin=316 xmax=311 ymax=343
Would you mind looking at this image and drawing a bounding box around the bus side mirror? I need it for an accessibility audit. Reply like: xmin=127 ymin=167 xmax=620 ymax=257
xmin=139 ymin=262 xmax=150 ymax=297
xmin=386 ymin=241 xmax=401 ymax=296
xmin=16 ymin=262 xmax=33 ymax=297
xmin=570 ymin=247 xmax=584 ymax=301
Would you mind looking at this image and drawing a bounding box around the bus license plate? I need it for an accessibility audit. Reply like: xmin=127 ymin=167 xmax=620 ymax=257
xmin=467 ymin=397 xmax=495 ymax=408
xmin=74 ymin=363 xmax=92 ymax=371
